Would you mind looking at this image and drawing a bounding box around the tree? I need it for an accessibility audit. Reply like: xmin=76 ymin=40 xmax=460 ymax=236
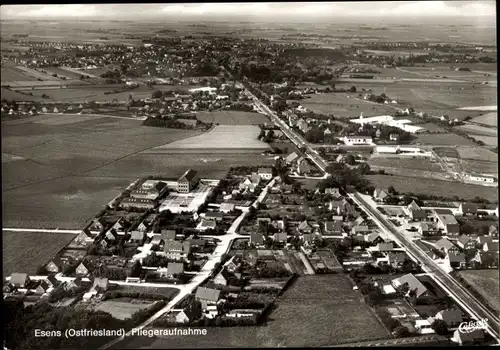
xmin=431 ymin=319 xmax=449 ymax=335
xmin=152 ymin=90 xmax=162 ymax=99
xmin=365 ymin=289 xmax=384 ymax=306
xmin=129 ymin=261 xmax=142 ymax=278
xmin=349 ymin=86 xmax=357 ymax=93
xmin=345 ymin=154 xmax=356 ymax=165
xmin=358 ymin=162 xmax=371 ymax=175
xmin=388 ymin=186 xmax=397 ymax=195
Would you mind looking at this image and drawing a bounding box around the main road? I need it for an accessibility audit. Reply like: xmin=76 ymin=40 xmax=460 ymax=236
xmin=238 ymin=79 xmax=500 ymax=342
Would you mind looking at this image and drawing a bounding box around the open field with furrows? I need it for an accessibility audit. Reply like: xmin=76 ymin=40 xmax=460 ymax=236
xmin=42 ymin=66 xmax=89 ymax=80
xmin=412 ymin=133 xmax=476 ymax=146
xmin=335 ymin=80 xmax=495 ymax=121
xmin=3 ymin=231 xmax=76 ymax=276
xmin=2 ymin=115 xmax=206 ymax=228
xmin=456 ymin=146 xmax=498 ymax=161
xmin=366 ymin=174 xmax=498 ymax=202
xmin=455 ymin=124 xmax=497 ymax=137
xmin=470 ymin=136 xmax=497 ymax=147
xmin=1 ymin=66 xmax=39 ymax=81
xmin=91 ymin=299 xmax=155 ymax=320
xmin=1 ymin=88 xmax=45 ymax=101
xmin=458 ymin=270 xmax=500 ymax=313
xmin=118 ymin=275 xmax=389 ymax=349
xmin=195 ymin=110 xmax=269 ymax=125
xmin=368 ymin=157 xmax=443 ymax=172
xmin=300 ymin=93 xmax=397 ymax=117
xmin=155 ymin=125 xmax=269 ymax=150
xmin=470 ymin=112 xmax=497 ymax=126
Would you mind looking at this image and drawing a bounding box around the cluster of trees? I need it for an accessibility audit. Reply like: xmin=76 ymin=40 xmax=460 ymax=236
xmin=102 ymin=290 xmax=169 ymax=301
xmin=258 ymin=128 xmax=276 ymax=143
xmin=397 ymin=192 xmax=494 ymax=205
xmin=318 ymin=163 xmax=373 ymax=193
xmin=142 ymin=252 xmax=184 ymax=268
xmin=376 ymin=306 xmax=411 ymax=337
xmin=143 ymin=116 xmax=211 ymax=130
xmin=252 ymin=262 xmax=292 ymax=278
xmin=3 ymin=298 xmax=127 ymax=350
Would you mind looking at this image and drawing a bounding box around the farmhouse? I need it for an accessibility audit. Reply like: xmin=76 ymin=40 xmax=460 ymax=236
xmin=343 ymin=135 xmax=373 ymax=146
xmin=177 ymin=169 xmax=199 ymax=194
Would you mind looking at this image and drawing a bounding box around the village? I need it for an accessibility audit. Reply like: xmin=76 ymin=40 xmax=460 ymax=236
xmin=4 ymin=152 xmax=499 ymax=346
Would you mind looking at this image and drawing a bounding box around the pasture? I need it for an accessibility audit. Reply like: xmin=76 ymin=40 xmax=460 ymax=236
xmin=366 ymin=174 xmax=498 ymax=202
xmin=458 ymin=270 xmax=500 ymax=313
xmin=413 ymin=133 xmax=475 ymax=146
xmin=3 ymin=231 xmax=76 ymax=276
xmin=470 ymin=112 xmax=497 ymax=126
xmin=300 ymin=93 xmax=397 ymax=117
xmin=156 ymin=125 xmax=268 ymax=150
xmin=195 ymin=110 xmax=269 ymax=125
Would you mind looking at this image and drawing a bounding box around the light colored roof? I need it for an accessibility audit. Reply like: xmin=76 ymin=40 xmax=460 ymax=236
xmin=408 ymin=200 xmax=421 ymax=211
xmin=220 ymin=203 xmax=235 ymax=212
xmin=130 ymin=231 xmax=145 ymax=240
xmin=10 ymin=273 xmax=29 ymax=286
xmin=167 ymin=262 xmax=184 ymax=275
xmin=393 ymin=273 xmax=428 ymax=298
xmin=383 ymin=285 xmax=396 ymax=294
xmin=436 ymin=213 xmax=458 ymax=225
xmin=434 ymin=238 xmax=456 ymax=251
xmin=195 ymin=286 xmax=220 ymax=302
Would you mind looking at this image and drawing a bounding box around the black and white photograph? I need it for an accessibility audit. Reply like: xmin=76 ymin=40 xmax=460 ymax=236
xmin=1 ymin=2 xmax=498 ymax=349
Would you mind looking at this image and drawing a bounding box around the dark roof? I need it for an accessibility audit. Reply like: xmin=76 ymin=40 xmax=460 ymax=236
xmin=205 ymin=211 xmax=223 ymax=219
xmin=393 ymin=273 xmax=428 ymax=298
xmin=179 ymin=169 xmax=198 ymax=182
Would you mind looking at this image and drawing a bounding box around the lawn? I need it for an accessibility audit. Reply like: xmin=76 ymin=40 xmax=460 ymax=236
xmin=118 ymin=275 xmax=390 ymax=349
xmin=458 ymin=270 xmax=500 ymax=313
xmin=195 ymin=110 xmax=269 ymax=125
xmin=2 ymin=231 xmax=76 ymax=276
xmin=366 ymin=174 xmax=499 ymax=202
xmin=156 ymin=125 xmax=269 ymax=150
xmin=413 ymin=133 xmax=475 ymax=146
xmin=368 ymin=157 xmax=443 ymax=172
xmin=300 ymin=93 xmax=397 ymax=118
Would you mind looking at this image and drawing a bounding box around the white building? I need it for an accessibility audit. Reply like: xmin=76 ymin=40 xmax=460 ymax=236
xmin=343 ymin=135 xmax=373 ymax=146
xmin=464 ymin=174 xmax=496 ymax=183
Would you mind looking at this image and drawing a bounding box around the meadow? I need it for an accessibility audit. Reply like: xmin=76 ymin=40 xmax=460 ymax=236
xmin=157 ymin=125 xmax=268 ymax=150
xmin=195 ymin=110 xmax=269 ymax=125
xmin=471 ymin=112 xmax=497 ymax=126
xmin=456 ymin=146 xmax=498 ymax=161
xmin=368 ymin=157 xmax=443 ymax=172
xmin=460 ymin=160 xmax=498 ymax=176
xmin=3 ymin=231 xmax=76 ymax=276
xmin=458 ymin=270 xmax=500 ymax=313
xmin=1 ymin=65 xmax=39 ymax=81
xmin=366 ymin=174 xmax=498 ymax=202
xmin=300 ymin=93 xmax=397 ymax=117
xmin=118 ymin=275 xmax=390 ymax=349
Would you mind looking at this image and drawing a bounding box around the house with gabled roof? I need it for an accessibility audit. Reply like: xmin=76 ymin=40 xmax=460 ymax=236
xmin=456 ymin=235 xmax=476 ymax=250
xmin=205 ymin=211 xmax=224 ymax=221
xmin=324 ymin=220 xmax=343 ymax=236
xmin=471 ymin=250 xmax=498 ymax=268
xmin=199 ymin=218 xmax=217 ymax=231
xmin=273 ymin=231 xmax=288 ymax=243
xmin=483 ymin=240 xmax=499 ymax=253
xmin=195 ymin=286 xmax=221 ymax=308
xmin=432 ymin=309 xmax=463 ymax=327
xmin=65 ymin=276 xmax=82 ymax=291
xmin=220 ymin=203 xmax=236 ymax=213
xmin=92 ymin=277 xmax=109 ymax=293
xmin=89 ymin=217 xmax=107 ymax=232
xmin=161 ymin=229 xmax=177 ymax=242
xmin=351 ymin=225 xmax=370 ymax=235
xmin=213 ymin=267 xmax=234 ymax=286
xmin=167 ymin=262 xmax=184 ymax=278
xmin=458 ymin=202 xmax=477 ymax=216
xmin=447 ymin=251 xmax=466 ymax=269
xmin=392 ymin=273 xmax=429 ymax=299
xmin=285 ymin=152 xmax=299 ymax=164
xmin=372 ymin=242 xmax=394 ymax=252
xmin=46 ymin=256 xmax=64 ymax=273
xmin=488 ymin=225 xmax=498 ymax=237
xmin=177 ymin=169 xmax=199 ymax=193
xmin=257 ymin=167 xmax=273 ymax=180
xmin=76 ymin=260 xmax=93 ymax=276
xmin=297 ymin=220 xmax=314 ymax=234
xmin=325 ymin=187 xmax=342 ymax=198
xmin=137 ymin=221 xmax=149 ymax=232
xmin=373 ymin=188 xmax=389 ymax=202
xmin=418 ymin=222 xmax=440 ymax=237
xmin=476 ymin=236 xmax=493 ymax=246
xmin=130 ymin=230 xmax=145 ymax=243
xmin=176 ymin=302 xmax=202 ymax=324
xmin=366 ymin=232 xmax=385 ymax=244
xmin=433 ymin=238 xmax=460 ymax=255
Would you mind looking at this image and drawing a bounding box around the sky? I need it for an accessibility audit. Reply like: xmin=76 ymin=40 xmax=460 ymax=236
xmin=0 ymin=2 xmax=496 ymax=20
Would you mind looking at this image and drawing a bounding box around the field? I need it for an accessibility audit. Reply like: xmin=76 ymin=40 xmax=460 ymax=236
xmin=92 ymin=299 xmax=155 ymax=320
xmin=3 ymin=115 xmax=274 ymax=228
xmin=155 ymin=125 xmax=269 ymax=150
xmin=1 ymin=88 xmax=45 ymax=101
xmin=43 ymin=66 xmax=88 ymax=80
xmin=470 ymin=112 xmax=498 ymax=126
xmin=334 ymin=80 xmax=496 ymax=121
xmin=195 ymin=110 xmax=269 ymax=125
xmin=470 ymin=136 xmax=498 ymax=147
xmin=412 ymin=133 xmax=475 ymax=146
xmin=456 ymin=146 xmax=498 ymax=161
xmin=119 ymin=275 xmax=389 ymax=349
xmin=458 ymin=270 xmax=500 ymax=313
xmin=460 ymin=160 xmax=498 ymax=176
xmin=300 ymin=93 xmax=397 ymax=117
xmin=366 ymin=174 xmax=498 ymax=202
xmin=3 ymin=231 xmax=76 ymax=276
xmin=455 ymin=124 xmax=497 ymax=137
xmin=368 ymin=157 xmax=443 ymax=172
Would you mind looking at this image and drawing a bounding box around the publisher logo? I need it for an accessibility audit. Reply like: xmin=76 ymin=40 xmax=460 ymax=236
xmin=458 ymin=318 xmax=488 ymax=334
